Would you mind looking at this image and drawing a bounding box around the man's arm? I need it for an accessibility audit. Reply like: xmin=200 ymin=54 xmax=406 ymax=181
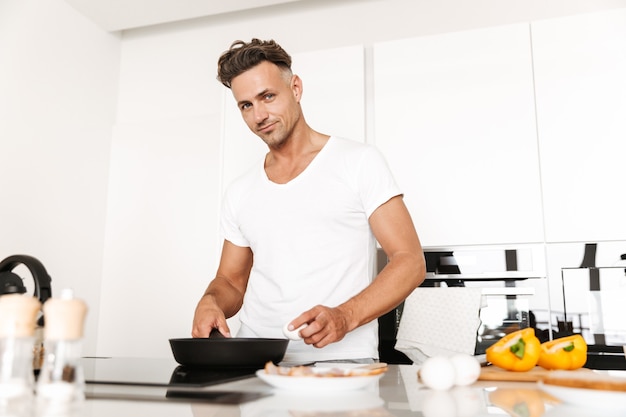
xmin=191 ymin=240 xmax=253 ymax=338
xmin=292 ymin=195 xmax=426 ymax=348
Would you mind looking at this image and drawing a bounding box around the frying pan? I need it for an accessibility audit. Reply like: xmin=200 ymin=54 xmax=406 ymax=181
xmin=169 ymin=330 xmax=289 ymax=368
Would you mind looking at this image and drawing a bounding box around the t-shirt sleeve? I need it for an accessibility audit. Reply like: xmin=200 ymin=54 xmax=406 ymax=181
xmin=220 ymin=187 xmax=251 ymax=248
xmin=357 ymin=145 xmax=403 ymax=218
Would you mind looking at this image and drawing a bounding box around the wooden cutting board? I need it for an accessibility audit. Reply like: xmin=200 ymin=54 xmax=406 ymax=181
xmin=478 ymin=366 xmax=592 ymax=382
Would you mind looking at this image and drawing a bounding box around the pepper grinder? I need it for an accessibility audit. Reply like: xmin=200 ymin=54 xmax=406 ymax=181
xmin=36 ymin=289 xmax=87 ymax=413
xmin=0 ymin=294 xmax=41 ymax=415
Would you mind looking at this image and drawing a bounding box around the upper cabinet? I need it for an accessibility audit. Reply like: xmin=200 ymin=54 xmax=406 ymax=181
xmin=220 ymin=9 xmax=626 ymax=248
xmin=373 ymin=24 xmax=544 ymax=247
xmin=531 ymin=9 xmax=626 ymax=243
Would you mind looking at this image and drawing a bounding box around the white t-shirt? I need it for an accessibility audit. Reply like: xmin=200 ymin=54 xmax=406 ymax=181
xmin=220 ymin=136 xmax=402 ymax=363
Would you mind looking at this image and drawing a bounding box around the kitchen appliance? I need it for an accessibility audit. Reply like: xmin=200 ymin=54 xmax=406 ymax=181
xmin=378 ymin=245 xmax=546 ymax=363
xmin=560 ymin=265 xmax=626 ymax=370
xmin=0 ymin=255 xmax=53 ymax=311
xmin=83 ymin=357 xmax=270 ymax=404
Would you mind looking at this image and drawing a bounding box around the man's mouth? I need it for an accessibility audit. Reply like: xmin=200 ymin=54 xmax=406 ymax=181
xmin=257 ymin=122 xmax=276 ymax=133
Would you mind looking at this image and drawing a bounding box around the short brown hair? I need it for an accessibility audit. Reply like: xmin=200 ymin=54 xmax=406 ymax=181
xmin=217 ymin=39 xmax=292 ymax=88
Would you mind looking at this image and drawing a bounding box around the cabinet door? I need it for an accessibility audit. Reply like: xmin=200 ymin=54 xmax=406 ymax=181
xmin=532 ymin=9 xmax=626 ymax=242
xmin=221 ymin=45 xmax=365 ymax=190
xmin=373 ymin=24 xmax=543 ymax=247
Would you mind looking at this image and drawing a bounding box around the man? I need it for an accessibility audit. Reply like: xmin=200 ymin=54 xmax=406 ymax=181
xmin=192 ymin=39 xmax=425 ymax=363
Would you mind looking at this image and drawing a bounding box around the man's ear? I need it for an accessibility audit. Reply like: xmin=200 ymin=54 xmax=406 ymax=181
xmin=291 ymin=74 xmax=303 ymax=102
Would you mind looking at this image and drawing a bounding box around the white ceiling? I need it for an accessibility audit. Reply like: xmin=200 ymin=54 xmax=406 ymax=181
xmin=64 ymin=0 xmax=310 ymax=32
xmin=65 ymin=0 xmax=626 ymax=34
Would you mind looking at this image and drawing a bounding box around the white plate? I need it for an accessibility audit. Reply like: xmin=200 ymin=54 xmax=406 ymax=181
xmin=255 ymin=369 xmax=383 ymax=392
xmin=241 ymin=390 xmax=385 ymax=413
xmin=538 ymin=381 xmax=626 ymax=413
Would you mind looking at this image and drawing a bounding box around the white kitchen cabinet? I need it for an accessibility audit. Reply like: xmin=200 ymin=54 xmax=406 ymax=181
xmin=373 ymin=24 xmax=544 ymax=247
xmin=220 ymin=45 xmax=366 ymax=191
xmin=531 ymin=9 xmax=626 ymax=243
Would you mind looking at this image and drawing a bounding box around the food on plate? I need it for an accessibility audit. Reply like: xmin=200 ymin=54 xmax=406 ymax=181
xmin=541 ymin=370 xmax=626 ymax=392
xmin=485 ymin=328 xmax=541 ymax=371
xmin=263 ymin=361 xmax=388 ymax=377
xmin=537 ymin=334 xmax=587 ymax=370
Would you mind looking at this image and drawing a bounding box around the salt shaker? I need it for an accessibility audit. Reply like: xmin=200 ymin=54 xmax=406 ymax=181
xmin=0 ymin=294 xmax=41 ymax=416
xmin=36 ymin=289 xmax=87 ymax=414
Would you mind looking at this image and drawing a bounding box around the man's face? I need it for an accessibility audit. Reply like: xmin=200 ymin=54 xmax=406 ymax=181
xmin=230 ymin=61 xmax=302 ymax=148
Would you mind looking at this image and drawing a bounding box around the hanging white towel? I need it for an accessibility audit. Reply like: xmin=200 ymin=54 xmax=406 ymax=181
xmin=395 ymin=287 xmax=483 ymax=364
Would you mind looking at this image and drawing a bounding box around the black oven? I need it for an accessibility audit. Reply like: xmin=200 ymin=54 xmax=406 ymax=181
xmin=377 ymin=246 xmax=546 ymax=364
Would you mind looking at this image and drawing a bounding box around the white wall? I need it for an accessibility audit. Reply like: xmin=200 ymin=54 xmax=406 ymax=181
xmin=0 ymin=0 xmax=120 ymax=354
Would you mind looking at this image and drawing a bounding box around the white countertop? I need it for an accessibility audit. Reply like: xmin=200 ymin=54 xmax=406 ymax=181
xmin=26 ymin=364 xmax=626 ymax=417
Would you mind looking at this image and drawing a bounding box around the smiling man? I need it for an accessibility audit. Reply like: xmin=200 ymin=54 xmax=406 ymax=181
xmin=192 ymin=38 xmax=426 ymax=364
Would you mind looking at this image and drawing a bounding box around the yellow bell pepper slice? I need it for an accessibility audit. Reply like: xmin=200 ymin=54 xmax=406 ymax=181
xmin=486 ymin=328 xmax=541 ymax=372
xmin=537 ymin=334 xmax=587 ymax=370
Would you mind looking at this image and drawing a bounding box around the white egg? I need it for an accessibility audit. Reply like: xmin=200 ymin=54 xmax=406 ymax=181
xmin=419 ymin=356 xmax=456 ymax=390
xmin=282 ymin=322 xmax=307 ymax=341
xmin=450 ymin=354 xmax=481 ymax=386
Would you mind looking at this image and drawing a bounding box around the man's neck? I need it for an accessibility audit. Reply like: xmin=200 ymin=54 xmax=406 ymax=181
xmin=264 ymin=129 xmax=330 ymax=184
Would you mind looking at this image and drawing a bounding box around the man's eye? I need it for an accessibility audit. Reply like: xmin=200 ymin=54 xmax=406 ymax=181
xmin=264 ymin=93 xmax=275 ymax=100
xmin=240 ymin=103 xmax=251 ymax=110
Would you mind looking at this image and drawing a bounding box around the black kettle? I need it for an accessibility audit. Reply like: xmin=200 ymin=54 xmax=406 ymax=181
xmin=0 ymin=255 xmax=52 ymax=324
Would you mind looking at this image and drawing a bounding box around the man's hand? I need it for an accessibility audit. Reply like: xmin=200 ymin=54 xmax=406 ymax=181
xmin=191 ymin=240 xmax=252 ymax=339
xmin=288 ymin=305 xmax=353 ymax=348
xmin=191 ymin=294 xmax=231 ymax=338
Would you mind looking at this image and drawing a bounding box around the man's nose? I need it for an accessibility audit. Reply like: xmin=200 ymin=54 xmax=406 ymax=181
xmin=254 ymin=105 xmax=269 ymax=123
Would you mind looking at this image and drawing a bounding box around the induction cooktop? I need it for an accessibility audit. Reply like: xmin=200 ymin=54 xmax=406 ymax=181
xmin=82 ymin=357 xmax=270 ymax=404
xmin=83 ymin=357 xmax=259 ymax=387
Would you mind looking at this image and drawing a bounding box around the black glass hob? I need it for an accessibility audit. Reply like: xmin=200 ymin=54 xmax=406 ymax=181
xmin=83 ymin=357 xmax=259 ymax=387
xmin=82 ymin=357 xmax=269 ymax=404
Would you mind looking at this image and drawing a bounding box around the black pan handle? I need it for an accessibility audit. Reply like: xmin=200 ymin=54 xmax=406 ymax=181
xmin=209 ymin=328 xmax=226 ymax=339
